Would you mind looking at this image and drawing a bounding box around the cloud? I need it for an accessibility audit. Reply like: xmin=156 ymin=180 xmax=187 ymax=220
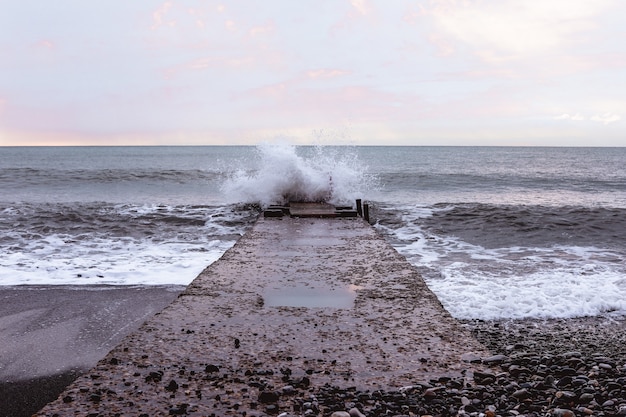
xmin=151 ymin=2 xmax=174 ymax=30
xmin=248 ymin=22 xmax=275 ymax=38
xmin=35 ymin=39 xmax=55 ymax=49
xmin=423 ymin=0 xmax=615 ymax=62
xmin=183 ymin=55 xmax=255 ymax=72
xmin=554 ymin=113 xmax=586 ymax=121
xmin=554 ymin=112 xmax=621 ymax=124
xmin=225 ymin=20 xmax=236 ymax=32
xmin=350 ymin=0 xmax=371 ymax=16
xmin=305 ymin=69 xmax=350 ymax=80
xmin=591 ymin=112 xmax=621 ymax=125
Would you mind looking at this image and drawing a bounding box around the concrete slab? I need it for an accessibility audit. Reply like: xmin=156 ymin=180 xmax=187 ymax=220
xmin=287 ymin=202 xmax=337 ymax=218
xmin=35 ymin=217 xmax=489 ymax=416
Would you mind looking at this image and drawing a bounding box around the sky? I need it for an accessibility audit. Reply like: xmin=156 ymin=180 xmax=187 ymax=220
xmin=1 ymin=0 xmax=625 ymax=146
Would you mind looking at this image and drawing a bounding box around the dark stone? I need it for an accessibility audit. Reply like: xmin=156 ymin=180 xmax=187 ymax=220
xmin=512 ymin=389 xmax=531 ymax=400
xmin=169 ymin=403 xmax=188 ymax=415
xmin=258 ymin=390 xmax=280 ymax=404
xmin=205 ymin=364 xmax=220 ymax=373
xmin=482 ymin=354 xmax=509 ymax=364
xmin=145 ymin=371 xmax=163 ymax=383
xmin=474 ymin=371 xmax=496 ymax=385
xmin=556 ymin=367 xmax=578 ymax=377
xmin=166 ymin=380 xmax=179 ymax=392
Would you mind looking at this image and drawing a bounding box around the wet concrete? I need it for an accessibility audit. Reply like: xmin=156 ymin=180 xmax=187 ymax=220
xmin=35 ymin=216 xmax=490 ymax=416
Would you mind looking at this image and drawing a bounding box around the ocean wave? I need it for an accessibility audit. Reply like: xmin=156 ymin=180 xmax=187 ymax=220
xmin=0 ymin=203 xmax=258 ymax=286
xmin=373 ymin=203 xmax=626 ymax=320
xmin=221 ymin=143 xmax=378 ymax=208
xmin=0 ymin=167 xmax=224 ymax=186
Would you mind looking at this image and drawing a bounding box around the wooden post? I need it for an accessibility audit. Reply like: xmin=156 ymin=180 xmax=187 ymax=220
xmin=363 ymin=203 xmax=370 ymax=224
xmin=356 ymin=199 xmax=362 ymax=217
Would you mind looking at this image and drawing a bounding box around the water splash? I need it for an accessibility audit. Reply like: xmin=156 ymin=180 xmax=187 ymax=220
xmin=221 ymin=143 xmax=376 ymax=208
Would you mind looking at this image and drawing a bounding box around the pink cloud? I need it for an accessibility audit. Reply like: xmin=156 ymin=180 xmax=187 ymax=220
xmin=248 ymin=22 xmax=275 ymax=38
xmin=305 ymin=69 xmax=350 ymax=80
xmin=421 ymin=0 xmax=617 ymax=63
xmin=35 ymin=39 xmax=55 ymax=49
xmin=185 ymin=55 xmax=255 ymax=71
xmin=350 ymin=0 xmax=372 ymax=16
xmin=151 ymin=2 xmax=175 ymax=30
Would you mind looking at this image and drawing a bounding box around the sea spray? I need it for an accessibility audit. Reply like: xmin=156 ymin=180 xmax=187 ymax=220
xmin=221 ymin=143 xmax=377 ymax=208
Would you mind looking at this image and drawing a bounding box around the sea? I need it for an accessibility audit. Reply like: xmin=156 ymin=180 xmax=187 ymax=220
xmin=1 ymin=144 xmax=625 ymax=320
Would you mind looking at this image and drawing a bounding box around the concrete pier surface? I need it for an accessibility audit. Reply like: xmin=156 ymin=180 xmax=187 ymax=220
xmin=36 ymin=214 xmax=490 ymax=416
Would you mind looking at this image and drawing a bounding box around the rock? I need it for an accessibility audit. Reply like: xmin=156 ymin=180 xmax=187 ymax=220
xmin=461 ymin=352 xmax=482 ymax=363
xmin=512 ymin=389 xmax=531 ymax=400
xmin=482 ymin=354 xmax=509 ymax=364
xmin=349 ymin=408 xmax=366 ymax=417
xmin=281 ymin=385 xmax=295 ymax=395
xmin=169 ymin=404 xmax=189 ymax=415
xmin=165 ymin=379 xmax=179 ymax=392
xmin=330 ymin=412 xmax=351 ymax=417
xmin=258 ymin=390 xmax=280 ymax=404
xmin=474 ymin=371 xmax=497 ymax=385
xmin=552 ymin=409 xmax=575 ymax=417
xmin=205 ymin=364 xmax=219 ymax=373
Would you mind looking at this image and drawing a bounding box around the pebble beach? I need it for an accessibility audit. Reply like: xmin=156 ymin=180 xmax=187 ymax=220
xmin=14 ymin=310 xmax=625 ymax=417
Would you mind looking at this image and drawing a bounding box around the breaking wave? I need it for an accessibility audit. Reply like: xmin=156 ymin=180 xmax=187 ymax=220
xmin=221 ymin=143 xmax=377 ymax=208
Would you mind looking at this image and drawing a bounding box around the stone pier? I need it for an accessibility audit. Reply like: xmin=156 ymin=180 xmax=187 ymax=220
xmin=35 ymin=208 xmax=489 ymax=416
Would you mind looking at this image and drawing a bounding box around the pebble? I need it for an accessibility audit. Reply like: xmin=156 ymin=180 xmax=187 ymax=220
xmin=349 ymin=408 xmax=366 ymax=417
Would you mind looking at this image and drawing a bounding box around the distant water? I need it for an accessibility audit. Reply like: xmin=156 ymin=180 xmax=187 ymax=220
xmin=1 ymin=145 xmax=625 ymax=320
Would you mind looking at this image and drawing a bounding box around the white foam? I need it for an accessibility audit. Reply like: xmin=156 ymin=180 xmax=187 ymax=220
xmin=221 ymin=143 xmax=376 ymax=208
xmin=428 ymin=262 xmax=626 ymax=320
xmin=376 ymin=207 xmax=626 ymax=320
xmin=0 ymin=204 xmax=253 ymax=287
xmin=0 ymin=236 xmax=234 ymax=286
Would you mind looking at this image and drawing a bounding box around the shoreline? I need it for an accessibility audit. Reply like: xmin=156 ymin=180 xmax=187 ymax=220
xmin=2 ymin=286 xmax=625 ymax=416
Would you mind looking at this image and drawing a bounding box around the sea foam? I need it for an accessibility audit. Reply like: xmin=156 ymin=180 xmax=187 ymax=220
xmin=376 ymin=205 xmax=626 ymax=320
xmin=221 ymin=143 xmax=376 ymax=208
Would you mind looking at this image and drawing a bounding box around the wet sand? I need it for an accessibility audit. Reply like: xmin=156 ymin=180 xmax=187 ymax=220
xmin=0 ymin=285 xmax=183 ymax=417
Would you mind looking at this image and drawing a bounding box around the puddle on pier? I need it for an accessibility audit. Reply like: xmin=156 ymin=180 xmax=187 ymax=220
xmin=264 ymin=284 xmax=362 ymax=308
